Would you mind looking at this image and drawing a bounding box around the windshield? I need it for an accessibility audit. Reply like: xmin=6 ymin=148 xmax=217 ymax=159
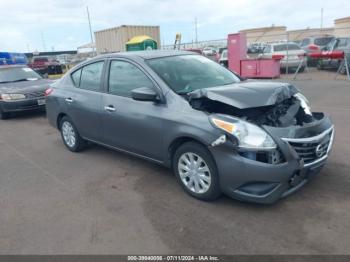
xmin=147 ymin=55 xmax=240 ymax=94
xmin=314 ymin=37 xmax=334 ymax=46
xmin=0 ymin=67 xmax=42 ymax=83
xmin=273 ymin=44 xmax=301 ymax=52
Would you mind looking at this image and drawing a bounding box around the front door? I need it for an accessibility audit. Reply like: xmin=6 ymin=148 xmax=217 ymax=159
xmin=101 ymin=59 xmax=165 ymax=161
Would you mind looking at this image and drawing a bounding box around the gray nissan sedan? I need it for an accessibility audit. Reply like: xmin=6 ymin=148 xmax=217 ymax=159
xmin=46 ymin=51 xmax=334 ymax=204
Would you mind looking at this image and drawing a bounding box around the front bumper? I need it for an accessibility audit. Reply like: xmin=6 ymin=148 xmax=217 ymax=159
xmin=0 ymin=97 xmax=46 ymax=113
xmin=280 ymin=59 xmax=307 ymax=69
xmin=210 ymin=113 xmax=334 ymax=204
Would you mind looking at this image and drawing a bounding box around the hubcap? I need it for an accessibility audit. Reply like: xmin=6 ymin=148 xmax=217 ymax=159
xmin=178 ymin=152 xmax=211 ymax=194
xmin=61 ymin=121 xmax=76 ymax=148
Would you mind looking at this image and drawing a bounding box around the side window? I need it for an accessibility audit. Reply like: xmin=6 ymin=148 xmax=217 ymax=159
xmin=301 ymin=38 xmax=310 ymax=47
xmin=109 ymin=60 xmax=154 ymax=97
xmin=71 ymin=68 xmax=82 ymax=87
xmin=79 ymin=61 xmax=104 ymax=91
xmin=264 ymin=45 xmax=271 ymax=53
xmin=337 ymin=38 xmax=348 ymax=48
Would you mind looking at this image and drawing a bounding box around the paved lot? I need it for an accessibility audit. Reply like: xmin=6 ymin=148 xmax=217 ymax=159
xmin=0 ymin=72 xmax=349 ymax=254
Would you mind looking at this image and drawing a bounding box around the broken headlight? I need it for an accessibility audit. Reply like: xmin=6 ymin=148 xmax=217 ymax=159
xmin=210 ymin=117 xmax=276 ymax=150
xmin=294 ymin=93 xmax=312 ymax=116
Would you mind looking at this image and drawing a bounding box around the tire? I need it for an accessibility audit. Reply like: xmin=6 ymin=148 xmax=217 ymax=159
xmin=299 ymin=66 xmax=305 ymax=73
xmin=0 ymin=109 xmax=10 ymax=120
xmin=172 ymin=141 xmax=221 ymax=201
xmin=59 ymin=116 xmax=86 ymax=152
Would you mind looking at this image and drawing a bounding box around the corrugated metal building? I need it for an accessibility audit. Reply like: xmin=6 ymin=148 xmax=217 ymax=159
xmin=95 ymin=25 xmax=161 ymax=53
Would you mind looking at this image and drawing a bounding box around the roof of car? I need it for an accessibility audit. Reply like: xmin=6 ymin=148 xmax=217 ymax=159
xmin=94 ymin=50 xmax=196 ymax=60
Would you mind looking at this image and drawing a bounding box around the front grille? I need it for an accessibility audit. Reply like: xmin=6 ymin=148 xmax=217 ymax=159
xmin=283 ymin=127 xmax=334 ymax=166
xmin=25 ymin=91 xmax=45 ymax=99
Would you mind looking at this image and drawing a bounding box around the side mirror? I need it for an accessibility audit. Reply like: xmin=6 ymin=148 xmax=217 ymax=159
xmin=132 ymin=87 xmax=159 ymax=102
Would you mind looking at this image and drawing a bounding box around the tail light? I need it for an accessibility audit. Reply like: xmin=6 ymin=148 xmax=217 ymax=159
xmin=272 ymin=54 xmax=284 ymax=60
xmin=45 ymin=88 xmax=54 ymax=96
xmin=308 ymin=44 xmax=320 ymax=51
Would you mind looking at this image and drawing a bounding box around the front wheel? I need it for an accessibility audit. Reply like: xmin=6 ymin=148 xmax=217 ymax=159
xmin=173 ymin=142 xmax=221 ymax=201
xmin=60 ymin=116 xmax=86 ymax=152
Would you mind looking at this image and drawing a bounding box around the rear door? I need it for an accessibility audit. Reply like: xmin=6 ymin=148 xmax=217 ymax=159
xmin=100 ymin=59 xmax=165 ymax=161
xmin=64 ymin=60 xmax=106 ymax=141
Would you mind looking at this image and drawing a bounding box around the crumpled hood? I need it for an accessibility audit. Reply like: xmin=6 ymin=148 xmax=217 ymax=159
xmin=188 ymin=81 xmax=299 ymax=109
xmin=0 ymin=79 xmax=53 ymax=94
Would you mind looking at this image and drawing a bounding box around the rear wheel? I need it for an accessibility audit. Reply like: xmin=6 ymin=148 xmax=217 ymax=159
xmin=59 ymin=116 xmax=86 ymax=152
xmin=173 ymin=142 xmax=221 ymax=201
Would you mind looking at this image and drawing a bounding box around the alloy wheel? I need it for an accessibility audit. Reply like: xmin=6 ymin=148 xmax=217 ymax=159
xmin=61 ymin=121 xmax=76 ymax=148
xmin=178 ymin=152 xmax=211 ymax=194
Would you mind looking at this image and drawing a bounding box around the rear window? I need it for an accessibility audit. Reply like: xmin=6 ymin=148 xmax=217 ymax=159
xmin=314 ymin=37 xmax=334 ymax=46
xmin=273 ymin=44 xmax=300 ymax=52
xmin=78 ymin=61 xmax=104 ymax=91
xmin=0 ymin=67 xmax=42 ymax=83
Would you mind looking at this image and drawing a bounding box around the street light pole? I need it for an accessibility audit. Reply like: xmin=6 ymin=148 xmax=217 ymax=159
xmin=86 ymin=6 xmax=95 ymax=55
xmin=195 ymin=18 xmax=198 ymax=45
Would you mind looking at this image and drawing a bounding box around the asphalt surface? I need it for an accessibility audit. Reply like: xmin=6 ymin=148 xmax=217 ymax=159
xmin=0 ymin=72 xmax=349 ymax=254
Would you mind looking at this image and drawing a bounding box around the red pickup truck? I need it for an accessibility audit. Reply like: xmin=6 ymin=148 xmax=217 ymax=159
xmin=28 ymin=56 xmax=63 ymax=75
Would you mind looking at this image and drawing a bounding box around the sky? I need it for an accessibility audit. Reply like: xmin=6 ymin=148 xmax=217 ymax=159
xmin=0 ymin=0 xmax=349 ymax=53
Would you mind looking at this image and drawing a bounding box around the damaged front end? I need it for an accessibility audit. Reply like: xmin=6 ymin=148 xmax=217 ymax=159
xmin=187 ymin=82 xmax=333 ymax=166
xmin=184 ymin=82 xmax=334 ymax=203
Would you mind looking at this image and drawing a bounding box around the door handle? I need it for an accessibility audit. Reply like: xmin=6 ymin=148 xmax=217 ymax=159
xmin=65 ymin=98 xmax=74 ymax=103
xmin=104 ymin=105 xmax=116 ymax=112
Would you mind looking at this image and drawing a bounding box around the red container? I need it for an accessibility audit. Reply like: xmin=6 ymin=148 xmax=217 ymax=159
xmin=240 ymin=59 xmax=280 ymax=78
xmin=227 ymin=33 xmax=281 ymax=78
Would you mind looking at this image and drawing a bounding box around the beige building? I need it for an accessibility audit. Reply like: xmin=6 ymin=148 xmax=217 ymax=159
xmin=239 ymin=26 xmax=287 ymax=44
xmin=95 ymin=25 xmax=161 ymax=53
xmin=287 ymin=28 xmax=334 ymax=41
xmin=334 ymin=17 xmax=350 ymax=37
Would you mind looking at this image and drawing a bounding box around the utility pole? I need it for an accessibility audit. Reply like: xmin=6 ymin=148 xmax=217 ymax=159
xmin=86 ymin=6 xmax=95 ymax=55
xmin=320 ymin=8 xmax=324 ymax=31
xmin=194 ymin=18 xmax=198 ymax=45
xmin=40 ymin=31 xmax=46 ymax=52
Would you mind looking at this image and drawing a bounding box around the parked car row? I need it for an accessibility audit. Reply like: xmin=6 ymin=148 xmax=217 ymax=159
xmin=245 ymin=35 xmax=350 ymax=74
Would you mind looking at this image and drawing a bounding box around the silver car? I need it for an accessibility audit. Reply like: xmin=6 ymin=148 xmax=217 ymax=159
xmin=261 ymin=42 xmax=307 ymax=72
